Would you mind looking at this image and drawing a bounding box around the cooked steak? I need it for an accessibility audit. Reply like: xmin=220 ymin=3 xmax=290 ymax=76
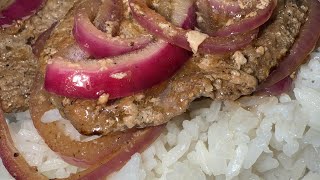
xmin=0 ymin=0 xmax=77 ymax=113
xmin=36 ymin=0 xmax=307 ymax=135
xmin=0 ymin=0 xmax=12 ymax=11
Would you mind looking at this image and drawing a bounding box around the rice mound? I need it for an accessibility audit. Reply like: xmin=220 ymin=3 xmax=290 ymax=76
xmin=1 ymin=47 xmax=320 ymax=179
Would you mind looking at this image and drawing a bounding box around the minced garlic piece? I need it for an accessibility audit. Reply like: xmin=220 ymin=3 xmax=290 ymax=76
xmin=256 ymin=46 xmax=265 ymax=55
xmin=256 ymin=0 xmax=270 ymax=9
xmin=98 ymin=93 xmax=109 ymax=105
xmin=186 ymin=30 xmax=208 ymax=53
xmin=246 ymin=11 xmax=257 ymax=18
xmin=232 ymin=51 xmax=247 ymax=69
xmin=226 ymin=19 xmax=234 ymax=26
xmin=238 ymin=0 xmax=254 ymax=9
xmin=110 ymin=72 xmax=127 ymax=79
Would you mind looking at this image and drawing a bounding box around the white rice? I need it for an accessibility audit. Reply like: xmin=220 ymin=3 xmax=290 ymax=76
xmin=1 ymin=47 xmax=320 ymax=179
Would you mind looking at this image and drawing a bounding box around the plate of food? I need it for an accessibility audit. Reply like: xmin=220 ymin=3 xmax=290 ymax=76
xmin=0 ymin=0 xmax=320 ymax=179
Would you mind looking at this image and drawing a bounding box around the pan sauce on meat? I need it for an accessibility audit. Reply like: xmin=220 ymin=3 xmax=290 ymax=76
xmin=0 ymin=0 xmax=77 ymax=113
xmin=36 ymin=0 xmax=307 ymax=135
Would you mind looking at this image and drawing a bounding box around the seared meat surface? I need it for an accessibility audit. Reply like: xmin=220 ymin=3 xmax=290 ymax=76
xmin=37 ymin=0 xmax=307 ymax=135
xmin=0 ymin=0 xmax=12 ymax=11
xmin=0 ymin=0 xmax=77 ymax=113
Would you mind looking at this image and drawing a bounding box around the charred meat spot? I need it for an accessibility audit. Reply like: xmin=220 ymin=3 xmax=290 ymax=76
xmin=17 ymin=26 xmax=25 ymax=33
xmin=26 ymin=36 xmax=35 ymax=45
xmin=5 ymin=46 xmax=12 ymax=51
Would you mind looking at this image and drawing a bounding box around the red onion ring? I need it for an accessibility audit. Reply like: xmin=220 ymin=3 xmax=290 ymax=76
xmin=0 ymin=109 xmax=47 ymax=179
xmin=208 ymin=0 xmax=242 ymax=14
xmin=196 ymin=0 xmax=219 ymax=35
xmin=68 ymin=125 xmax=164 ymax=179
xmin=32 ymin=22 xmax=57 ymax=58
xmin=31 ymin=75 xmax=164 ymax=170
xmin=45 ymin=40 xmax=191 ymax=99
xmin=0 ymin=92 xmax=163 ymax=179
xmin=257 ymin=0 xmax=320 ymax=90
xmin=73 ymin=0 xmax=153 ymax=58
xmin=212 ymin=0 xmax=277 ymax=36
xmin=92 ymin=0 xmax=122 ymax=34
xmin=54 ymin=43 xmax=90 ymax=61
xmin=33 ymin=23 xmax=88 ymax=61
xmin=129 ymin=0 xmax=258 ymax=54
xmin=0 ymin=0 xmax=45 ymax=27
xmin=171 ymin=0 xmax=197 ymax=30
xmin=255 ymin=76 xmax=293 ymax=96
xmin=46 ymin=0 xmax=195 ymax=99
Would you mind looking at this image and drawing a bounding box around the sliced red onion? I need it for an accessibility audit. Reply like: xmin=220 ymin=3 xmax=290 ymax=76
xmin=257 ymin=0 xmax=320 ymax=90
xmin=32 ymin=22 xmax=57 ymax=57
xmin=199 ymin=29 xmax=258 ymax=53
xmin=171 ymin=0 xmax=197 ymax=30
xmin=31 ymin=75 xmax=165 ymax=171
xmin=45 ymin=40 xmax=192 ymax=99
xmin=196 ymin=0 xmax=218 ymax=35
xmin=54 ymin=43 xmax=90 ymax=61
xmin=68 ymin=125 xmax=164 ymax=179
xmin=32 ymin=23 xmax=89 ymax=61
xmin=255 ymin=76 xmax=293 ymax=96
xmin=212 ymin=0 xmax=276 ymax=36
xmin=0 ymin=109 xmax=47 ymax=179
xmin=0 ymin=0 xmax=45 ymax=27
xmin=129 ymin=0 xmax=258 ymax=54
xmin=208 ymin=0 xmax=242 ymax=14
xmin=92 ymin=0 xmax=122 ymax=34
xmin=73 ymin=0 xmax=153 ymax=58
xmin=46 ymin=0 xmax=195 ymax=99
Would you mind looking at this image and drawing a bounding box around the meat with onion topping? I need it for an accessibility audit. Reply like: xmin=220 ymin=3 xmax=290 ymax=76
xmin=34 ymin=0 xmax=317 ymax=136
xmin=0 ymin=0 xmax=319 ymax=179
